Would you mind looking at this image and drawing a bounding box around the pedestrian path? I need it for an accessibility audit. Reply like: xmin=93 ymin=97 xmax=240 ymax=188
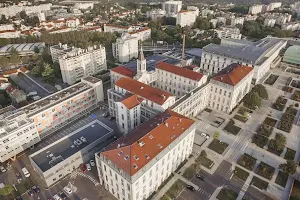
xmin=76 ymin=172 xmax=100 ymax=186
xmin=197 ymin=187 xmax=211 ymax=198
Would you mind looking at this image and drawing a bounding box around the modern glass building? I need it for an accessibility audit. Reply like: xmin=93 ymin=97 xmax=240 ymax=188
xmin=283 ymin=45 xmax=300 ymax=66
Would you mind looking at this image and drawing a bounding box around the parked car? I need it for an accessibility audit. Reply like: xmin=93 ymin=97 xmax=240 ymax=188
xmin=81 ymin=164 xmax=87 ymax=173
xmin=53 ymin=195 xmax=61 ymax=200
xmin=16 ymin=196 xmax=23 ymax=200
xmin=109 ymin=116 xmax=115 ymax=121
xmin=63 ymin=186 xmax=72 ymax=195
xmin=27 ymin=189 xmax=34 ymax=197
xmin=196 ymin=174 xmax=204 ymax=180
xmin=90 ymin=159 xmax=95 ymax=167
xmin=59 ymin=192 xmax=67 ymax=199
xmin=102 ymin=111 xmax=109 ymax=117
xmin=16 ymin=173 xmax=23 ymax=182
xmin=86 ymin=163 xmax=91 ymax=171
xmin=186 ymin=185 xmax=195 ymax=191
xmin=32 ymin=185 xmax=40 ymax=193
xmin=22 ymin=167 xmax=30 ymax=177
xmin=200 ymin=132 xmax=210 ymax=139
xmin=0 ymin=166 xmax=6 ymax=173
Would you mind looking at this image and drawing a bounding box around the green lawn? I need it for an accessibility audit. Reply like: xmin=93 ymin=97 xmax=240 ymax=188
xmin=234 ymin=114 xmax=248 ymax=123
xmin=166 ymin=179 xmax=186 ymax=199
xmin=183 ymin=163 xmax=200 ymax=180
xmin=263 ymin=117 xmax=277 ymax=127
xmin=216 ymin=188 xmax=238 ymax=200
xmin=208 ymin=139 xmax=229 ymax=155
xmin=264 ymin=74 xmax=279 ymax=85
xmin=275 ymin=171 xmax=289 ymax=188
xmin=224 ymin=120 xmax=241 ymax=135
xmin=285 ymin=148 xmax=296 ymax=160
xmin=255 ymin=162 xmax=275 ymax=180
xmin=252 ymin=134 xmax=269 ymax=148
xmin=237 ymin=153 xmax=257 ymax=171
xmin=267 ymin=139 xmax=284 ymax=156
xmin=251 ymin=176 xmax=269 ymax=190
xmin=234 ymin=166 xmax=250 ymax=181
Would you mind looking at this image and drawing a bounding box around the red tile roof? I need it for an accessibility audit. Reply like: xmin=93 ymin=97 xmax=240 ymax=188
xmin=178 ymin=10 xmax=191 ymax=13
xmin=115 ymin=77 xmax=174 ymax=105
xmin=101 ymin=109 xmax=195 ymax=176
xmin=156 ymin=62 xmax=204 ymax=81
xmin=111 ymin=66 xmax=136 ymax=78
xmin=212 ymin=64 xmax=253 ymax=86
xmin=121 ymin=94 xmax=143 ymax=109
xmin=105 ymin=24 xmax=129 ymax=29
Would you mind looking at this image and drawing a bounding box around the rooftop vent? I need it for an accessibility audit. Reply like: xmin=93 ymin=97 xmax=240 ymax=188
xmin=158 ymin=144 xmax=163 ymax=149
xmin=138 ymin=141 xmax=145 ymax=147
xmin=118 ymin=151 xmax=123 ymax=156
xmin=140 ymin=86 xmax=144 ymax=89
xmin=133 ymin=164 xmax=138 ymax=169
xmin=165 ymin=122 xmax=168 ymax=127
xmin=148 ymin=134 xmax=153 ymax=139
xmin=134 ymin=155 xmax=139 ymax=160
xmin=145 ymin=154 xmax=150 ymax=159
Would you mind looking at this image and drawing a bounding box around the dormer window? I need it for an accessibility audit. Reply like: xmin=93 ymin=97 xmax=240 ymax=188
xmin=124 ymin=155 xmax=129 ymax=161
xmin=134 ymin=155 xmax=139 ymax=160
xmin=118 ymin=151 xmax=123 ymax=156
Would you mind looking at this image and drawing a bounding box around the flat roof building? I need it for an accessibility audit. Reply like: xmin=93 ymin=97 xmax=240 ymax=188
xmin=0 ymin=43 xmax=45 ymax=56
xmin=29 ymin=119 xmax=114 ymax=187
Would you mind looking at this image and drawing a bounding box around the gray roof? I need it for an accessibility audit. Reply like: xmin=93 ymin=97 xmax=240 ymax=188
xmin=30 ymin=120 xmax=114 ymax=172
xmin=185 ymin=48 xmax=202 ymax=58
xmin=203 ymin=38 xmax=284 ymax=65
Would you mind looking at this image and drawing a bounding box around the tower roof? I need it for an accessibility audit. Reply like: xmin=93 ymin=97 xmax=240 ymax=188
xmin=139 ymin=47 xmax=145 ymax=61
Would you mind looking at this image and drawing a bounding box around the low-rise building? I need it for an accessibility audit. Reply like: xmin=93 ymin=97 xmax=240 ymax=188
xmin=29 ymin=120 xmax=114 ymax=186
xmin=112 ymin=34 xmax=139 ymax=63
xmin=104 ymin=24 xmax=132 ymax=33
xmin=201 ymin=9 xmax=214 ymax=17
xmin=128 ymin=28 xmax=151 ymax=41
xmin=96 ymin=109 xmax=196 ymax=200
xmin=162 ymin=0 xmax=182 ymax=14
xmin=248 ymin=4 xmax=263 ymax=15
xmin=230 ymin=17 xmax=244 ymax=26
xmin=214 ymin=27 xmax=242 ymax=39
xmin=264 ymin=18 xmax=276 ymax=27
xmin=208 ymin=64 xmax=253 ymax=113
xmin=146 ymin=9 xmax=166 ymax=21
xmin=156 ymin=62 xmax=207 ymax=98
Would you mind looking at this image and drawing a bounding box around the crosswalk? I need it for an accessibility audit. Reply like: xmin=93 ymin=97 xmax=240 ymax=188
xmin=196 ymin=188 xmax=211 ymax=198
xmin=77 ymin=172 xmax=100 ymax=186
xmin=226 ymin=134 xmax=249 ymax=162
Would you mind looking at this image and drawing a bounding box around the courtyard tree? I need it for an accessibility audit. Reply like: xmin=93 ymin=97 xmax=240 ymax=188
xmin=279 ymin=160 xmax=297 ymax=175
xmin=42 ymin=63 xmax=55 ymax=84
xmin=244 ymin=92 xmax=262 ymax=108
xmin=0 ymin=184 xmax=14 ymax=196
xmin=213 ymin=131 xmax=220 ymax=140
xmin=252 ymin=84 xmax=268 ymax=100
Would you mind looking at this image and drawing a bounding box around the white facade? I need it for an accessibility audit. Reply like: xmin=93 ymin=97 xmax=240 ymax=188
xmin=215 ymin=28 xmax=242 ymax=39
xmin=187 ymin=6 xmax=199 ymax=17
xmin=201 ymin=9 xmax=214 ymax=17
xmin=162 ymin=1 xmax=182 ymax=14
xmin=249 ymin=4 xmax=262 ymax=15
xmin=129 ymin=28 xmax=151 ymax=41
xmin=156 ymin=62 xmax=207 ymax=98
xmin=264 ymin=18 xmax=276 ymax=27
xmin=146 ymin=9 xmax=166 ymax=20
xmin=231 ymin=17 xmax=244 ymax=26
xmin=0 ymin=30 xmax=21 ymax=38
xmin=74 ymin=2 xmax=94 ymax=10
xmin=0 ymin=111 xmax=40 ymax=163
xmin=176 ymin=10 xmax=197 ymax=27
xmin=282 ymin=22 xmax=300 ymax=31
xmin=52 ymin=44 xmax=107 ymax=85
xmin=112 ymin=34 xmax=139 ymax=63
xmin=96 ymin=110 xmax=196 ymax=200
xmin=0 ymin=3 xmax=52 ymax=17
xmin=104 ymin=24 xmax=132 ymax=33
xmin=0 ymin=24 xmax=14 ymax=31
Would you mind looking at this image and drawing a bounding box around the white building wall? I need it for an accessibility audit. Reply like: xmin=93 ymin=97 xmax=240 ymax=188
xmin=162 ymin=1 xmax=182 ymax=14
xmin=176 ymin=11 xmax=197 ymax=27
xmin=112 ymin=36 xmax=139 ymax=63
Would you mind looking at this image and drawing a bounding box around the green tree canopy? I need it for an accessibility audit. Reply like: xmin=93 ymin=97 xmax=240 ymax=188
xmin=280 ymin=160 xmax=297 ymax=175
xmin=42 ymin=63 xmax=55 ymax=84
xmin=0 ymin=184 xmax=14 ymax=196
xmin=252 ymin=84 xmax=268 ymax=100
xmin=244 ymin=92 xmax=262 ymax=108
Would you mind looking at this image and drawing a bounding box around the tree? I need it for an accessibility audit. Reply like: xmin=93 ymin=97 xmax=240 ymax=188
xmin=244 ymin=92 xmax=262 ymax=108
xmin=200 ymin=150 xmax=207 ymax=157
xmin=0 ymin=184 xmax=14 ymax=196
xmin=269 ymin=133 xmax=286 ymax=151
xmin=213 ymin=131 xmax=220 ymax=140
xmin=279 ymin=160 xmax=297 ymax=175
xmin=194 ymin=17 xmax=211 ymax=30
xmin=19 ymin=11 xmax=27 ymax=19
xmin=33 ymin=46 xmax=40 ymax=54
xmin=42 ymin=63 xmax=55 ymax=84
xmin=252 ymin=84 xmax=268 ymax=100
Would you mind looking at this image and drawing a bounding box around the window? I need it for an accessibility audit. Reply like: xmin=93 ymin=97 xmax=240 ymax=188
xmin=127 ymin=183 xmax=130 ymax=191
xmin=122 ymin=114 xmax=124 ymax=120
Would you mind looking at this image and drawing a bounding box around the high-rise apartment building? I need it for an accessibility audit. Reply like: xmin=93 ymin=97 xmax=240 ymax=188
xmin=162 ymin=1 xmax=182 ymax=14
xmin=112 ymin=34 xmax=139 ymax=63
xmin=176 ymin=10 xmax=197 ymax=27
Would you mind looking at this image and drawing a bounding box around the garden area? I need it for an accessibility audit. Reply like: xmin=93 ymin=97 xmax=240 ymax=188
xmin=237 ymin=153 xmax=257 ymax=171
xmin=183 ymin=163 xmax=200 ymax=180
xmin=233 ymin=114 xmax=248 ymax=123
xmin=267 ymin=133 xmax=286 ymax=156
xmin=234 ymin=166 xmax=250 ymax=181
xmin=263 ymin=117 xmax=277 ymax=127
xmin=164 ymin=179 xmax=186 ymax=199
xmin=264 ymin=74 xmax=279 ymax=85
xmin=275 ymin=171 xmax=289 ymax=188
xmin=252 ymin=134 xmax=269 ymax=148
xmin=277 ymin=105 xmax=297 ymax=133
xmin=256 ymin=124 xmax=273 ymax=137
xmin=282 ymin=86 xmax=294 ymax=93
xmin=255 ymin=162 xmax=275 ymax=180
xmin=292 ymin=90 xmax=300 ymax=102
xmin=216 ymin=188 xmax=238 ymax=200
xmin=291 ymin=80 xmax=300 ymax=89
xmin=208 ymin=139 xmax=229 ymax=155
xmin=223 ymin=119 xmax=241 ymax=135
xmin=251 ymin=176 xmax=269 ymax=190
xmin=272 ymin=96 xmax=287 ymax=111
xmin=290 ymin=180 xmax=300 ymax=200
xmin=285 ymin=148 xmax=296 ymax=160
xmin=0 ymin=179 xmax=35 ymax=200
xmin=277 ymin=121 xmax=293 ymax=133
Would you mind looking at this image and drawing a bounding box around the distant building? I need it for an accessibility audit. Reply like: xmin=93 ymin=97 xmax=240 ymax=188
xmin=187 ymin=6 xmax=199 ymax=17
xmin=50 ymin=44 xmax=107 ymax=85
xmin=201 ymin=9 xmax=214 ymax=17
xmin=128 ymin=28 xmax=151 ymax=41
xmin=0 ymin=43 xmax=45 ymax=57
xmin=96 ymin=109 xmax=196 ymax=200
xmin=230 ymin=17 xmax=244 ymax=26
xmin=0 ymin=3 xmax=52 ymax=17
xmin=104 ymin=24 xmax=132 ymax=33
xmin=146 ymin=9 xmax=166 ymax=20
xmin=162 ymin=0 xmax=182 ymax=14
xmin=283 ymin=45 xmax=300 ymax=66
xmin=112 ymin=34 xmax=139 ymax=63
xmin=176 ymin=10 xmax=197 ymax=27
xmin=248 ymin=4 xmax=263 ymax=15
xmin=264 ymin=18 xmax=276 ymax=27
xmin=6 ymin=86 xmax=26 ymax=104
xmin=214 ymin=27 xmax=242 ymax=39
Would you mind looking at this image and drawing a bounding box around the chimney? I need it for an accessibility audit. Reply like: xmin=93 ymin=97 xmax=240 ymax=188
xmin=162 ymin=94 xmax=166 ymax=99
xmin=117 ymin=144 xmax=120 ymax=148
xmin=165 ymin=122 xmax=168 ymax=127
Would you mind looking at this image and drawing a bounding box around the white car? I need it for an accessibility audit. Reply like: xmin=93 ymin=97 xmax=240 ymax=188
xmin=53 ymin=195 xmax=62 ymax=200
xmin=0 ymin=166 xmax=6 ymax=173
xmin=200 ymin=132 xmax=210 ymax=139
xmin=90 ymin=160 xmax=95 ymax=167
xmin=63 ymin=186 xmax=72 ymax=195
xmin=22 ymin=167 xmax=30 ymax=178
xmin=86 ymin=163 xmax=91 ymax=171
